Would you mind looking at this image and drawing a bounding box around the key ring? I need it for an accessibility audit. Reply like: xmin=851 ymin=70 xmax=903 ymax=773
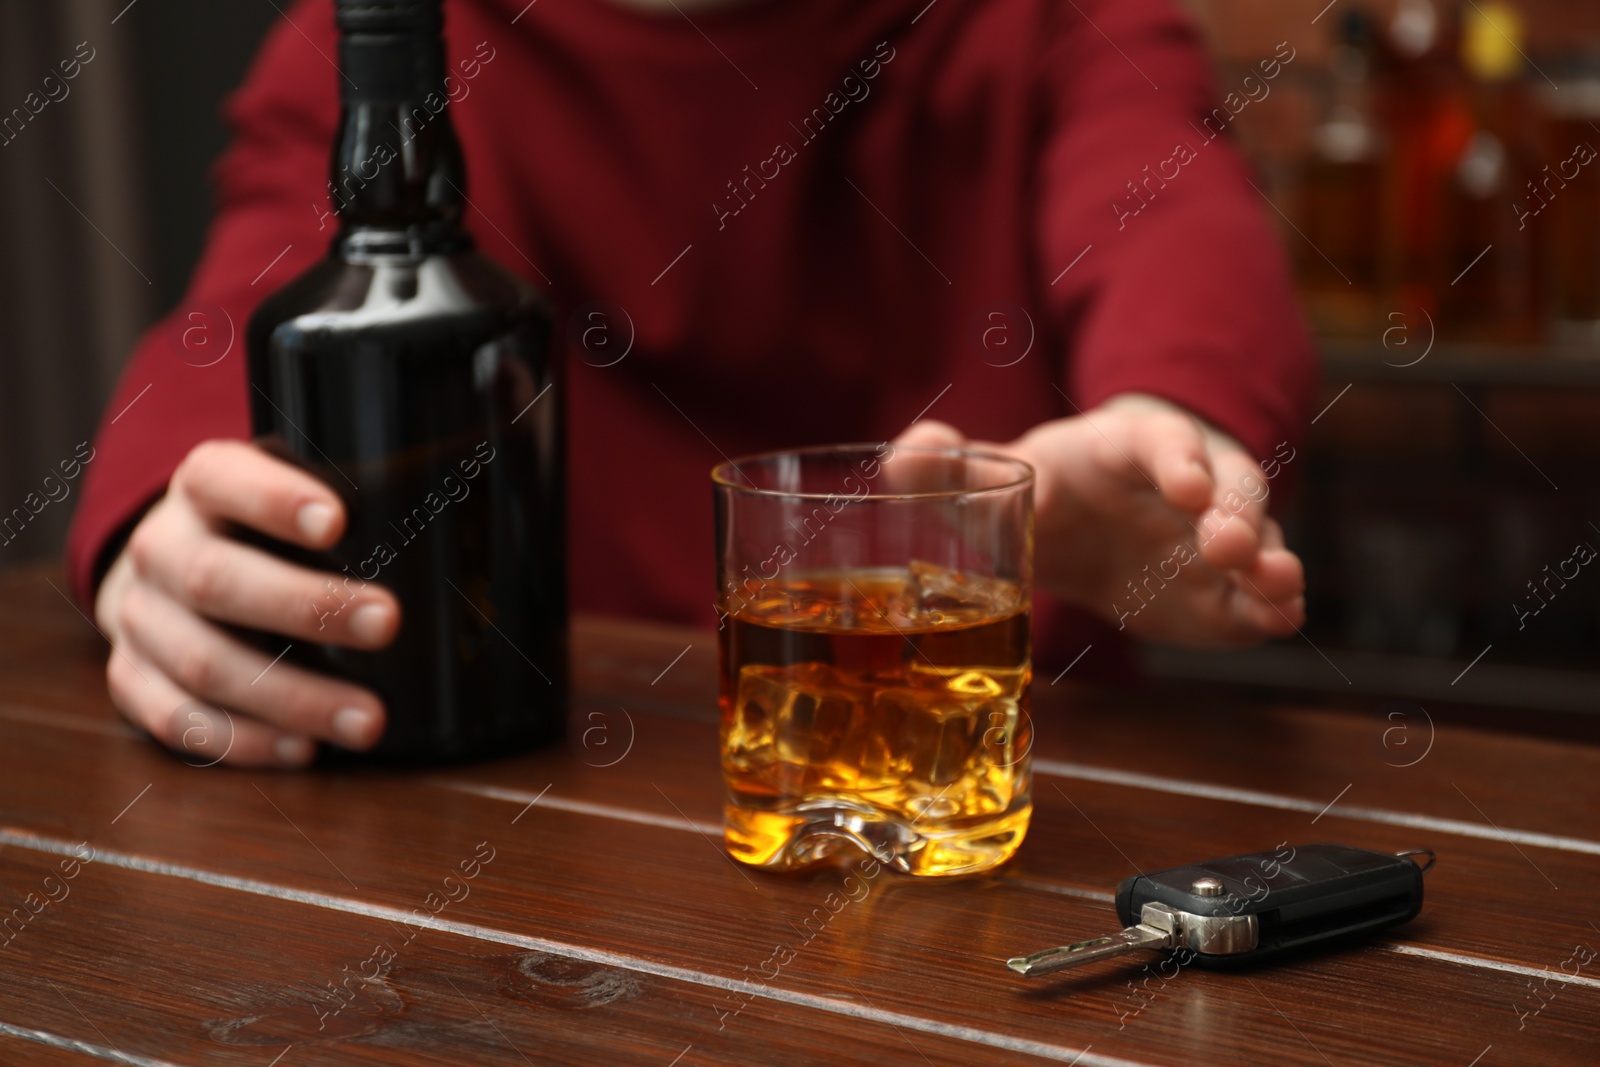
xmin=1395 ymin=848 xmax=1436 ymax=874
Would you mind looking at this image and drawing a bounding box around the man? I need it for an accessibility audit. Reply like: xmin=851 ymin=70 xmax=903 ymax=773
xmin=69 ymin=0 xmax=1314 ymax=767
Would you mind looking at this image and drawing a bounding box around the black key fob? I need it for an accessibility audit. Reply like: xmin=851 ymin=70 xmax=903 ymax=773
xmin=1009 ymin=843 xmax=1430 ymax=976
xmin=1114 ymin=843 xmax=1428 ymax=968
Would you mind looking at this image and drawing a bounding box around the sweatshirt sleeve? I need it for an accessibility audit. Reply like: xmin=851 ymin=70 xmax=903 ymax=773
xmin=65 ymin=0 xmax=339 ymax=605
xmin=1035 ymin=0 xmax=1317 ymax=464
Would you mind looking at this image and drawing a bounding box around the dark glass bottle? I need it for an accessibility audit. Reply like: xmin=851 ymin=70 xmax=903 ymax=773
xmin=246 ymin=0 xmax=566 ymax=763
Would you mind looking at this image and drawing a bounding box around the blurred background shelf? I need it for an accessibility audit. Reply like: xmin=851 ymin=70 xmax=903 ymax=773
xmin=1142 ymin=642 xmax=1600 ymax=720
xmin=1322 ymin=340 xmax=1600 ymax=385
xmin=1253 ymin=339 xmax=1600 ymax=724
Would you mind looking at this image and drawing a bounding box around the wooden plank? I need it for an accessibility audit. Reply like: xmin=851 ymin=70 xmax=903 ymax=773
xmin=0 ymin=849 xmax=1062 ymax=1067
xmin=0 ymin=1028 xmax=141 ymax=1066
xmin=0 ymin=564 xmax=117 ymax=718
xmin=0 ymin=715 xmax=1597 ymax=1066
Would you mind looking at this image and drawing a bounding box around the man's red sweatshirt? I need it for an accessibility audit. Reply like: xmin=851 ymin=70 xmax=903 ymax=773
xmin=66 ymin=0 xmax=1316 ymax=667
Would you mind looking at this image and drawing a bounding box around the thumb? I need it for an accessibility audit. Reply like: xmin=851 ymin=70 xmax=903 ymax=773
xmin=886 ymin=419 xmax=1038 ymax=502
xmin=892 ymin=418 xmax=966 ymax=449
xmin=994 ymin=435 xmax=1051 ymax=517
xmin=881 ymin=419 xmax=971 ymax=496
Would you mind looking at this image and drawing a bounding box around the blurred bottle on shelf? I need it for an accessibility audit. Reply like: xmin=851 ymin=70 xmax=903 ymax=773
xmin=1439 ymin=1 xmax=1544 ymax=344
xmin=1297 ymin=9 xmax=1385 ymax=337
xmin=1541 ymin=54 xmax=1600 ymax=349
xmin=1372 ymin=0 xmax=1474 ymax=331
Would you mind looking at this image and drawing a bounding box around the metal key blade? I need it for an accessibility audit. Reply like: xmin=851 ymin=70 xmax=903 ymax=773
xmin=1006 ymin=922 xmax=1173 ymax=976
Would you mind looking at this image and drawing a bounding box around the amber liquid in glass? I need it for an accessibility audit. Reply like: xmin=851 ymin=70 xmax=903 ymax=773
xmin=719 ymin=565 xmax=1031 ymax=876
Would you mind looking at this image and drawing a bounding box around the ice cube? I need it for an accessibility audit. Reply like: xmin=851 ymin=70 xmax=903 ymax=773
xmin=872 ymin=684 xmax=984 ymax=789
xmin=733 ymin=662 xmax=865 ymax=790
xmin=974 ymin=696 xmax=1027 ymax=771
xmin=907 ymin=560 xmax=1020 ymax=621
xmin=726 ymin=664 xmax=788 ymax=767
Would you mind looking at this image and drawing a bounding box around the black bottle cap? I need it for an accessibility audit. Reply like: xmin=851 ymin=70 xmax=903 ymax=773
xmin=335 ymin=0 xmax=444 ymax=35
xmin=335 ymin=0 xmax=447 ymax=103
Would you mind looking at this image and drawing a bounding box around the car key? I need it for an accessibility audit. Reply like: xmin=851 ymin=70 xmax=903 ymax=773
xmin=1007 ymin=843 xmax=1432 ymax=976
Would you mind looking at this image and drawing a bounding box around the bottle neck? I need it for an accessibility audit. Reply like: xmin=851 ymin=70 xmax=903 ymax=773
xmin=328 ymin=31 xmax=472 ymax=256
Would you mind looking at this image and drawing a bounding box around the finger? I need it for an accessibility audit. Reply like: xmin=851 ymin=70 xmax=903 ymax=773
xmin=134 ymin=508 xmax=399 ymax=648
xmin=1224 ymin=583 xmax=1304 ymax=639
xmin=106 ymin=643 xmax=316 ymax=769
xmin=1129 ymin=412 xmax=1214 ymax=513
xmin=1235 ymin=550 xmax=1312 ymax=607
xmin=1232 ymin=519 xmax=1306 ymax=606
xmin=95 ymin=547 xmax=138 ymax=645
xmin=1230 ymin=556 xmax=1305 ymax=611
xmin=1083 ymin=410 xmax=1213 ymax=512
xmin=172 ymin=439 xmax=345 ymax=549
xmin=119 ymin=583 xmax=386 ymax=750
xmin=1259 ymin=514 xmax=1287 ymax=551
xmin=1219 ymin=551 xmax=1305 ymax=639
xmin=1193 ymin=451 xmax=1272 ymax=570
xmin=1232 ymin=558 xmax=1304 ymax=614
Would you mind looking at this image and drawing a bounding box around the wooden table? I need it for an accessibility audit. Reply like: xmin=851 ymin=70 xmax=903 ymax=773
xmin=1 ymin=563 xmax=1596 ymax=1066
